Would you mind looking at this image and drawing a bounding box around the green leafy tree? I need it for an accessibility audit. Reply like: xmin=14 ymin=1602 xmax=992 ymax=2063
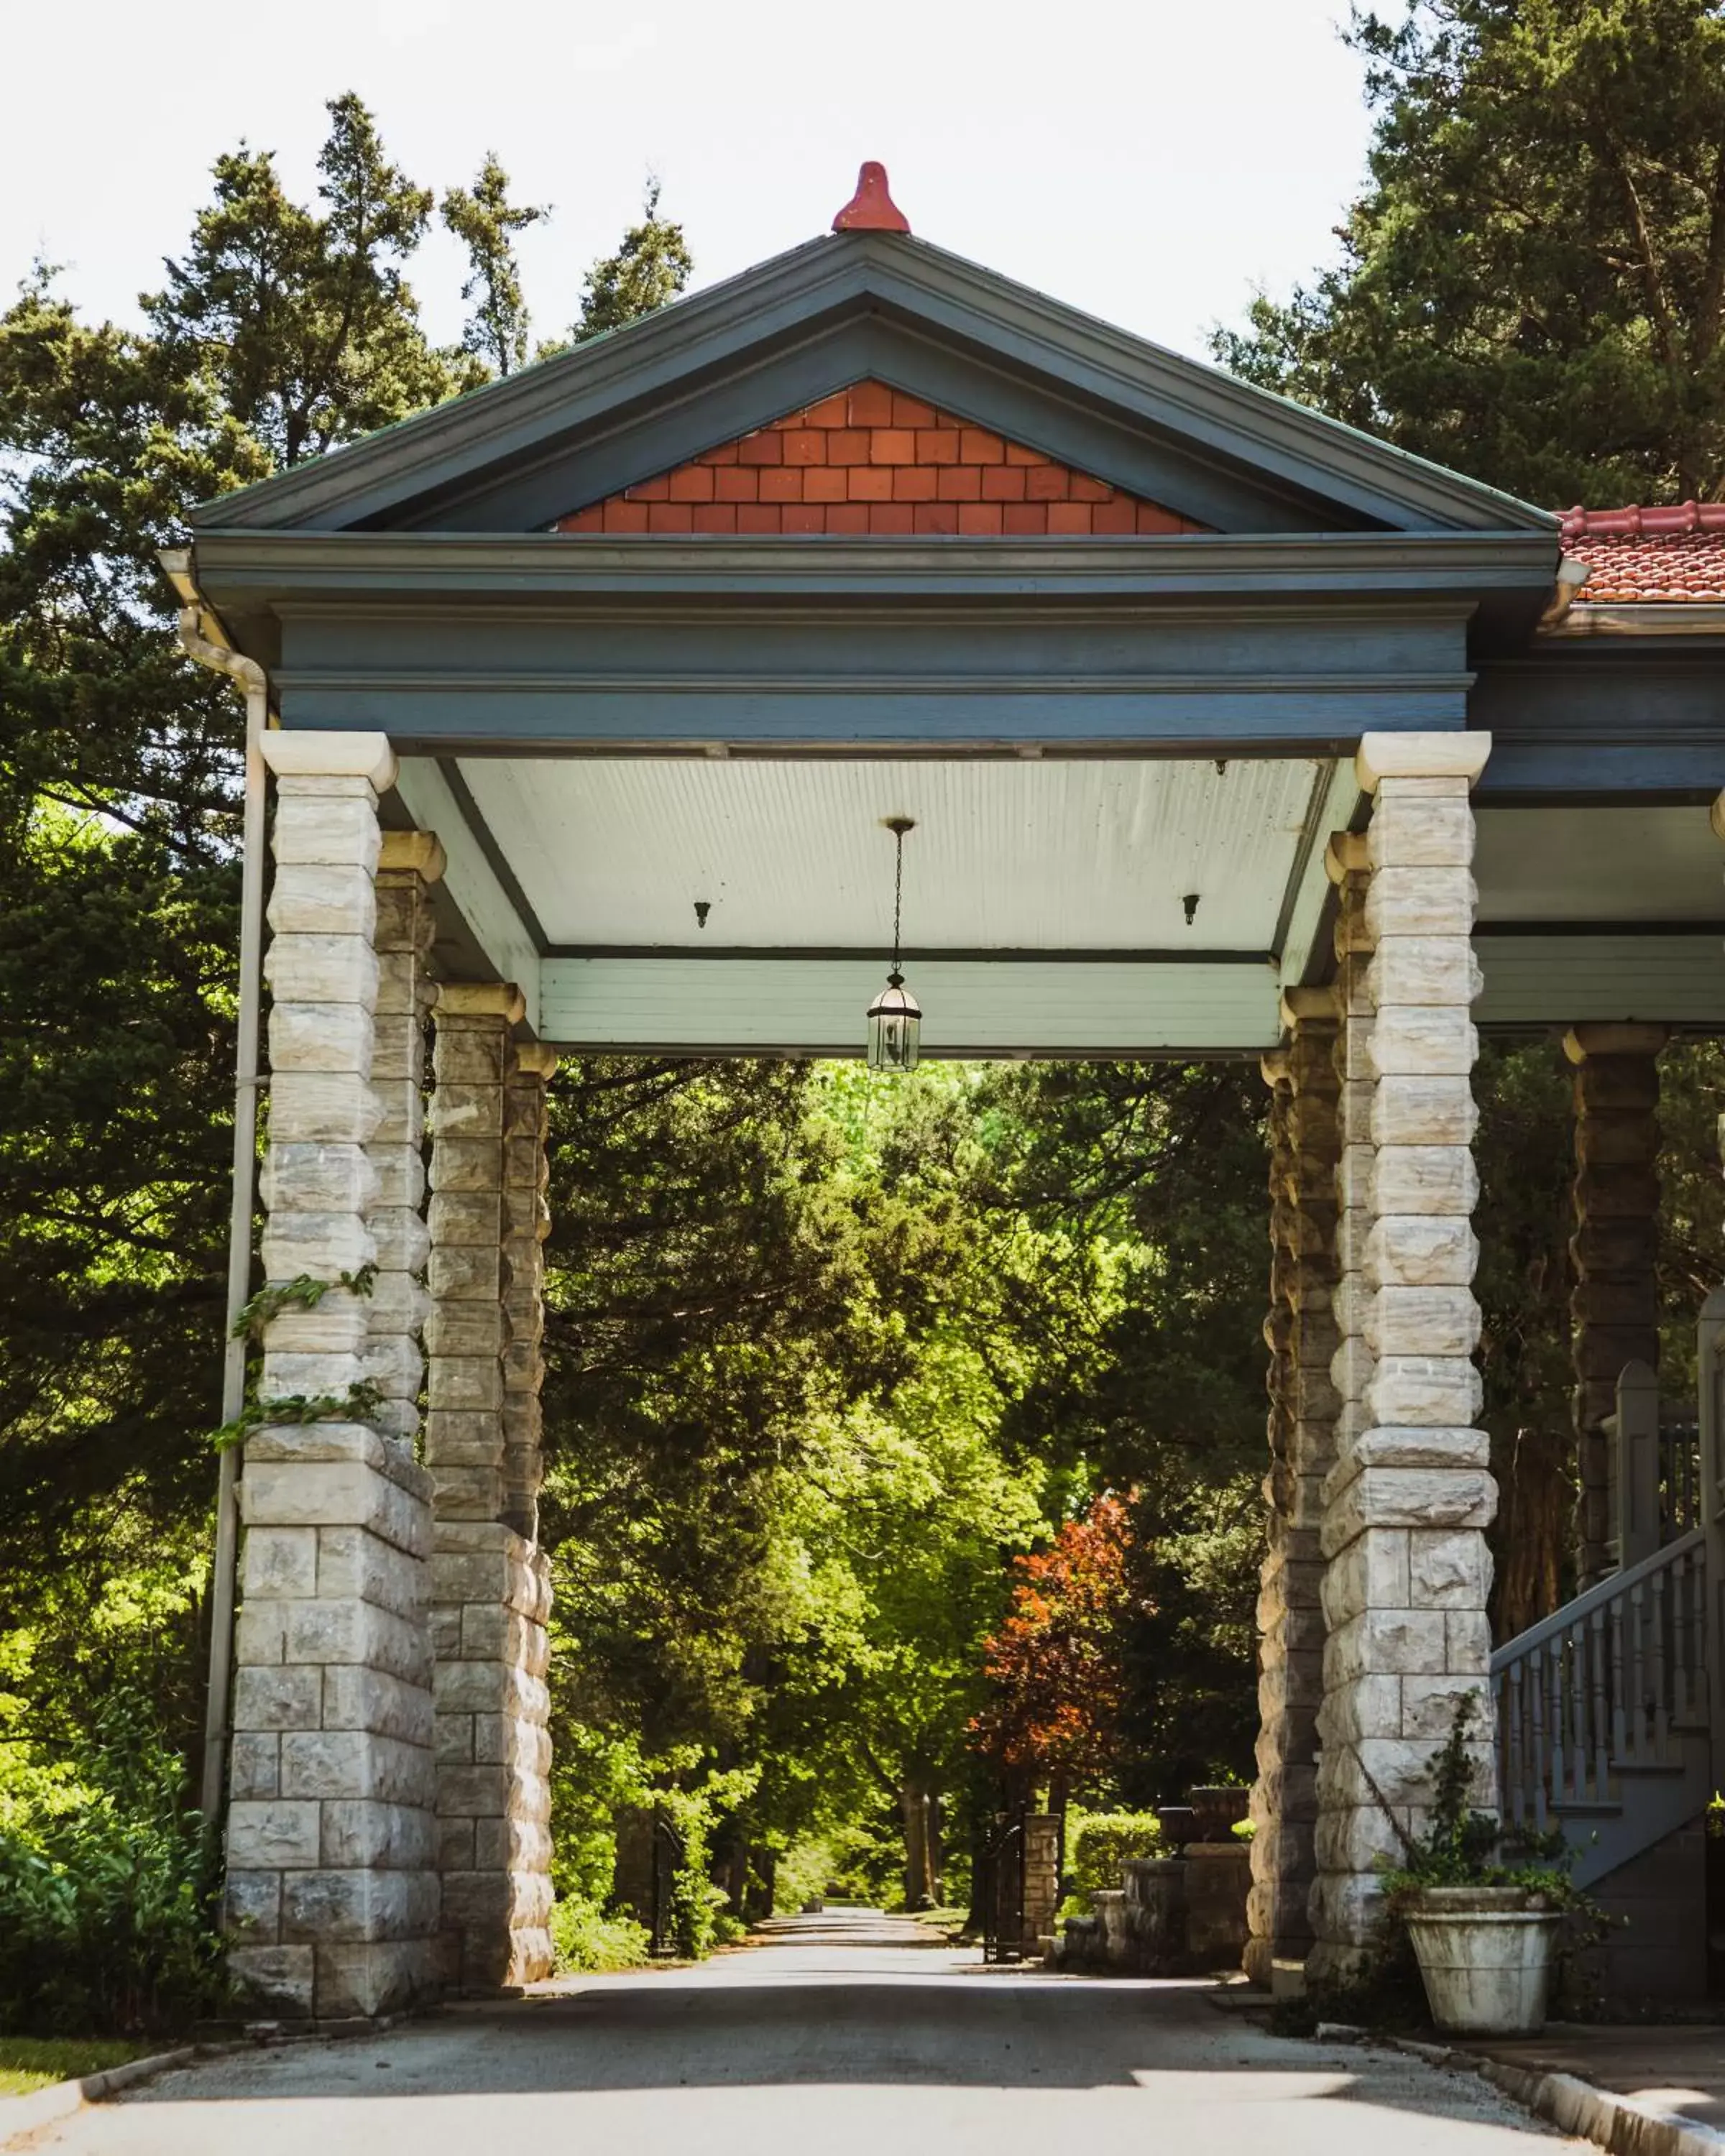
xmin=442 ymin=154 xmax=547 ymax=379
xmin=1213 ymin=0 xmax=1725 ymax=505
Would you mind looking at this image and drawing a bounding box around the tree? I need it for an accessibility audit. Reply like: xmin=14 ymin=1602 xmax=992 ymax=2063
xmin=970 ymin=1495 xmax=1134 ymax=1803
xmin=442 ymin=154 xmax=546 ymax=379
xmin=571 ymin=178 xmax=692 ymax=344
xmin=145 ymin=92 xmax=461 ymax=467
xmin=1213 ymin=0 xmax=1725 ymax=505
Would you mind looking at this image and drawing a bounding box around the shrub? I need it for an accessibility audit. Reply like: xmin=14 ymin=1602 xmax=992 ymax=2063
xmin=1065 ymin=1811 xmax=1167 ymax=1901
xmin=0 ymin=1699 xmax=224 ymax=2036
xmin=549 ymin=1896 xmax=650 ymax=1973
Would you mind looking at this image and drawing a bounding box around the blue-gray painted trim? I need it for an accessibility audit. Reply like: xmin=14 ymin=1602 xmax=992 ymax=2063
xmin=186 ymin=233 xmax=1555 ymax=539
xmin=539 ymin=943 xmax=1277 ymax=963
xmin=435 ymin=757 xmax=551 ymax=954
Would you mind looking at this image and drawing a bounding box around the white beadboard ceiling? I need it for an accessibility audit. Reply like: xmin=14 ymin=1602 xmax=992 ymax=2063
xmin=454 ymin=756 xmax=1325 ymax=952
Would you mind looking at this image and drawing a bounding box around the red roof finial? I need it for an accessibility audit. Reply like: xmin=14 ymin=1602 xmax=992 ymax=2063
xmin=832 ymin=161 xmax=911 ymax=234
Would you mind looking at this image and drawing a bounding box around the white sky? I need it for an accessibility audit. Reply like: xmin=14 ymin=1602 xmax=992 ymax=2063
xmin=2 ymin=0 xmax=1373 ymax=364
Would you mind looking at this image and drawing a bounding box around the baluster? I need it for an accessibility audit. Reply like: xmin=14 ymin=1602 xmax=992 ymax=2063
xmin=1547 ymin=1635 xmax=1566 ymax=1805
xmin=1529 ymin=1644 xmax=1548 ymax=1828
xmin=1651 ymin=1568 xmax=1670 ymax=1759
xmin=1589 ymin=1607 xmax=1609 ymax=1796
xmin=1611 ymin=1595 xmax=1628 ymax=1763
xmin=1629 ymin=1580 xmax=1649 ymax=1764
xmin=1674 ymin=1551 xmax=1692 ymax=1723
xmin=1506 ymin=1662 xmax=1526 ymax=1827
xmin=1568 ymin=1622 xmax=1588 ymax=1799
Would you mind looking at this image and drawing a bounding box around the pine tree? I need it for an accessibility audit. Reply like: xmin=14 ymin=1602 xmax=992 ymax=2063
xmin=442 ymin=153 xmax=546 ymax=379
xmin=571 ymin=178 xmax=692 ymax=345
xmin=1212 ymin=0 xmax=1725 ymax=505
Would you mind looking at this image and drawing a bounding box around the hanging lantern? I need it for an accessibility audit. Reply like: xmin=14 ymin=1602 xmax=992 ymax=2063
xmin=866 ymin=816 xmax=921 ymax=1072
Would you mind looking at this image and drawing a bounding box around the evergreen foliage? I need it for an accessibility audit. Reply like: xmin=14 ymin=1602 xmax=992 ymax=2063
xmin=1212 ymin=0 xmax=1725 ymax=506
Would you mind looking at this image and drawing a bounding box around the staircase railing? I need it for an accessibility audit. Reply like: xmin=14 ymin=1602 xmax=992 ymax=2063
xmin=1491 ymin=1526 xmax=1705 ymax=1830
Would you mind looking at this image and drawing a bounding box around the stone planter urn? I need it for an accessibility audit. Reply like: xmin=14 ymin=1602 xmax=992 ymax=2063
xmin=1402 ymin=1887 xmax=1563 ymax=2035
xmin=1187 ymin=1786 xmax=1251 ymax=1844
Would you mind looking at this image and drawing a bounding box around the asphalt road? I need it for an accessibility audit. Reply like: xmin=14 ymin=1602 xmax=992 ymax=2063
xmin=15 ymin=1908 xmax=1583 ymax=2156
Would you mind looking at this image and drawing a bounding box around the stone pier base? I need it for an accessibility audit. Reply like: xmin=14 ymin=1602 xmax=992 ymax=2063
xmin=431 ymin=1522 xmax=555 ymax=1988
xmin=226 ymin=1425 xmax=440 ymax=2018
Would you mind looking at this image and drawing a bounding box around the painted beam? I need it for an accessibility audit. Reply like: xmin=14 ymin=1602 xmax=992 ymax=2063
xmin=1276 ymin=760 xmax=1363 ymax=986
xmin=1475 ymin=935 xmax=1725 ymax=1028
xmin=537 ymin=956 xmax=1283 ymax=1055
xmin=394 ymin=757 xmax=542 ymax=1031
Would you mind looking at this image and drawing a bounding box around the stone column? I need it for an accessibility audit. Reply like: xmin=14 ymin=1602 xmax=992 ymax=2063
xmin=426 ymin=991 xmax=554 ymax=1991
xmin=1566 ymin=1024 xmax=1668 ymax=1585
xmin=366 ymin=833 xmax=443 ymax=1443
xmin=1246 ymin=990 xmax=1340 ymax=1986
xmin=1309 ymin=734 xmax=1497 ymax=1986
xmin=502 ymin=1044 xmax=558 ymax=1541
xmin=226 ymin=732 xmax=441 ymax=2022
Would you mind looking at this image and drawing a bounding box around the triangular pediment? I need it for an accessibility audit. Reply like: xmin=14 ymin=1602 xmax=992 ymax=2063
xmin=552 ymin=382 xmax=1210 ymax=537
xmin=188 ymin=231 xmax=1556 ymax=540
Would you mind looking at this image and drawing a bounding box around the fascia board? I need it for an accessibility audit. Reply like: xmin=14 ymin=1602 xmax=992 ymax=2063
xmin=188 ymin=232 xmax=1556 ymax=542
xmin=190 ymin=529 xmax=1560 ymax=614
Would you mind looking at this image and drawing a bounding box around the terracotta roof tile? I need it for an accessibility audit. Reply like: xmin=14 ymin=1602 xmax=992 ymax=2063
xmin=1560 ymin=502 xmax=1725 ymax=604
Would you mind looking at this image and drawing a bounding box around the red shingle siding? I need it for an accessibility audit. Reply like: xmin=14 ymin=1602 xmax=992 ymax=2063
xmin=553 ymin=382 xmax=1209 ymax=537
xmin=1560 ymin=502 xmax=1725 ymax=603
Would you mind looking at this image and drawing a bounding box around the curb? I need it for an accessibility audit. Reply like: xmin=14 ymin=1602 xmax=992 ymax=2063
xmin=1382 ymin=2035 xmax=1725 ymax=2156
xmin=0 ymin=2015 xmax=405 ymax=2150
xmin=1 ymin=2045 xmax=210 ymax=2147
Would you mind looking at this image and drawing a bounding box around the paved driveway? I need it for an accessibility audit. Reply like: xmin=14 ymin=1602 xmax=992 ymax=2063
xmin=17 ymin=1909 xmax=1580 ymax=2156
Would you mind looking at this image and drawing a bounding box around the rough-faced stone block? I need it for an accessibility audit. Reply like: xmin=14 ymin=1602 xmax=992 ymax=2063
xmin=1409 ymin=1526 xmax=1490 ymax=1608
xmin=1365 ymin=1216 xmax=1478 ymax=1289
xmin=312 ymin=1939 xmax=437 ymax=2019
xmin=234 ymin=1664 xmax=323 ymax=1732
xmin=1366 ymin=939 xmax=1481 ymax=1009
xmin=268 ymin=1071 xmax=382 ymax=1146
xmin=1367 ymin=1008 xmax=1478 ymax=1078
xmin=1366 ymin=1356 xmax=1484 ymax=1427
xmin=1363 ymin=867 xmax=1477 ymax=941
xmin=264 ymin=935 xmax=380 ymax=1009
xmin=280 ymin=1729 xmax=437 ymax=1805
xmin=318 ymin=1800 xmax=438 ymax=1871
xmin=1368 ymin=795 xmax=1476 ymax=869
xmin=230 ymin=1733 xmax=281 ymax=1802
xmin=226 ymin=1944 xmax=316 ymax=2016
xmin=1366 ymin=1286 xmax=1482 ymax=1359
xmin=272 ymin=796 xmax=381 ymax=870
xmin=268 ymin=865 xmax=377 ymax=940
xmin=1372 ymin=1146 xmax=1479 ymax=1217
xmin=321 ymin=1664 xmax=437 ymax=1743
xmin=268 ymin=1003 xmax=377 ymax=1077
xmin=243 ymin=1527 xmax=320 ymax=1599
xmin=228 ymin=1800 xmax=322 ymax=1869
xmin=1324 ymin=1466 xmax=1496 ymax=1553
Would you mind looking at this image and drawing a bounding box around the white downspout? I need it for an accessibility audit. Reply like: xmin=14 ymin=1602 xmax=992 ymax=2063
xmin=173 ymin=594 xmax=269 ymax=1827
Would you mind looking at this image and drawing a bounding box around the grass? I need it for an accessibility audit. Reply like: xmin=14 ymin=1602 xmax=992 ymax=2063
xmin=0 ymin=2039 xmax=150 ymax=2099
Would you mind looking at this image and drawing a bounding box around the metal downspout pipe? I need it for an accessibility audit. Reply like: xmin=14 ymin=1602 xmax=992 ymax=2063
xmin=175 ymin=604 xmax=269 ymax=1826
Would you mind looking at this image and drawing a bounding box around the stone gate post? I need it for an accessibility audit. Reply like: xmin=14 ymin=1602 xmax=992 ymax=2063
xmin=1307 ymin=733 xmax=1497 ymax=1986
xmin=426 ymin=990 xmax=556 ymax=1991
xmin=1246 ymin=989 xmax=1340 ymax=1986
xmin=225 ymin=732 xmax=441 ymax=2020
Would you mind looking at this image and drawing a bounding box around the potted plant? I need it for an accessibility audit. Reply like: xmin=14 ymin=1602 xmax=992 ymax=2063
xmin=1373 ymin=1695 xmax=1591 ymax=2036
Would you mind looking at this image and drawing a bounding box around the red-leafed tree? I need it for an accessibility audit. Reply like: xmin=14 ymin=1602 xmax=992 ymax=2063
xmin=970 ymin=1494 xmax=1136 ymax=1801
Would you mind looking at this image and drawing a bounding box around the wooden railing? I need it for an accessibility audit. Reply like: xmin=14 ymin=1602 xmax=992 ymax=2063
xmin=1491 ymin=1526 xmax=1705 ymax=1828
xmin=1606 ymin=1360 xmax=1702 ymax=1566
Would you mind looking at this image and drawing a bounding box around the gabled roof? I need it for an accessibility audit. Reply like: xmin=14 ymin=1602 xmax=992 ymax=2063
xmin=189 ymin=229 xmax=1557 ymax=541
